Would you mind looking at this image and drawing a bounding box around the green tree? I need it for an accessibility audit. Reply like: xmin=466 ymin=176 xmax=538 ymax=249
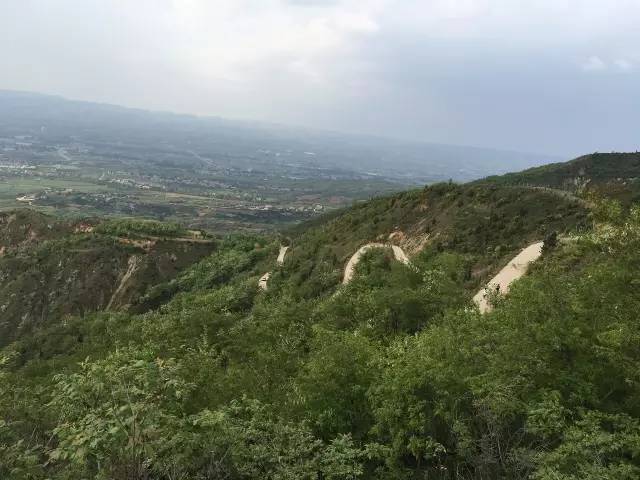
xmin=294 ymin=327 xmax=380 ymax=440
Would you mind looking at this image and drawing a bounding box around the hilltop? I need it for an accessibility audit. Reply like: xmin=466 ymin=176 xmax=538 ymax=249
xmin=477 ymin=151 xmax=640 ymax=204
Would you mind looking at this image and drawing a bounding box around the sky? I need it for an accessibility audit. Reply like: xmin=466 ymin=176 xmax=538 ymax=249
xmin=1 ymin=0 xmax=639 ymax=157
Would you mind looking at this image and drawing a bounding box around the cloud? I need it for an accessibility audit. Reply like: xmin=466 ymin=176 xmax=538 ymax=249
xmin=582 ymin=56 xmax=607 ymax=71
xmin=614 ymin=58 xmax=634 ymax=72
xmin=0 ymin=0 xmax=639 ymax=155
xmin=581 ymin=56 xmax=636 ymax=73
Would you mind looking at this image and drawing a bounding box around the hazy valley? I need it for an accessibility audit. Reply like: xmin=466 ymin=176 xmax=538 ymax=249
xmin=0 ymin=91 xmax=558 ymax=233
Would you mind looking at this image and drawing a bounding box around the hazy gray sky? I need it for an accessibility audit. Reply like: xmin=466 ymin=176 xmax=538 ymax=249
xmin=1 ymin=0 xmax=639 ymax=156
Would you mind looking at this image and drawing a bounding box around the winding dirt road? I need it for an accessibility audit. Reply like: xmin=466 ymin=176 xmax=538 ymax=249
xmin=258 ymin=272 xmax=271 ymax=291
xmin=391 ymin=245 xmax=409 ymax=264
xmin=473 ymin=241 xmax=544 ymax=314
xmin=342 ymin=243 xmax=410 ymax=284
xmin=258 ymin=245 xmax=290 ymax=290
xmin=277 ymin=246 xmax=289 ymax=265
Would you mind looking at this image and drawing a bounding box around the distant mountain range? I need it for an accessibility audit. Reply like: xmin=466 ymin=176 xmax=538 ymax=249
xmin=0 ymin=89 xmax=561 ymax=183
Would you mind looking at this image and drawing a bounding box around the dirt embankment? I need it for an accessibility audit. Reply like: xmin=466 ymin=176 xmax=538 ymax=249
xmin=107 ymin=255 xmax=142 ymax=310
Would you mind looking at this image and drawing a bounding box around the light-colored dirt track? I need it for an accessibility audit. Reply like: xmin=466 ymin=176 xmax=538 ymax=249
xmin=277 ymin=246 xmax=289 ymax=265
xmin=473 ymin=241 xmax=544 ymax=313
xmin=258 ymin=245 xmax=290 ymax=290
xmin=343 ymin=243 xmax=410 ymax=284
xmin=258 ymin=272 xmax=271 ymax=291
xmin=391 ymin=245 xmax=410 ymax=264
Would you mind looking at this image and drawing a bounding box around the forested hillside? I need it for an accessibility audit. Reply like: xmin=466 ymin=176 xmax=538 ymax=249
xmin=280 ymin=182 xmax=587 ymax=299
xmin=478 ymin=152 xmax=640 ymax=204
xmin=1 ymin=155 xmax=640 ymax=479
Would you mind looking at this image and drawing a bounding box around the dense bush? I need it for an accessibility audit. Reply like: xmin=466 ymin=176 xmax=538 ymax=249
xmin=0 ymin=197 xmax=638 ymax=479
xmin=95 ymin=218 xmax=187 ymax=238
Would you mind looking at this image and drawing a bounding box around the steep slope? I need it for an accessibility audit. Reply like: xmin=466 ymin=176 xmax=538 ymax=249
xmin=0 ymin=212 xmax=215 ymax=346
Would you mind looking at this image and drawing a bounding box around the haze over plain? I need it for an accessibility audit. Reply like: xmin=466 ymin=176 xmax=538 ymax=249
xmin=2 ymin=0 xmax=639 ymax=156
